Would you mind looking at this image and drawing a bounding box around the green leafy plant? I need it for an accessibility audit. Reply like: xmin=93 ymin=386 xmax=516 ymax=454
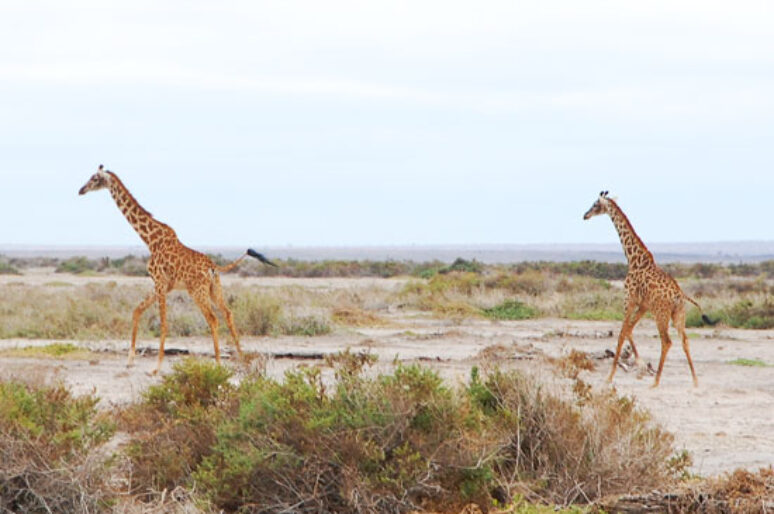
xmin=482 ymin=299 xmax=538 ymax=320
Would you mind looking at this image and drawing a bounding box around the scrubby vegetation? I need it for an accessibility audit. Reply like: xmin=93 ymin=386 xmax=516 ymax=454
xmin=0 ymin=282 xmax=332 ymax=340
xmin=0 ymin=258 xmax=20 ymax=275
xmin=0 ymin=378 xmax=114 ymax=512
xmin=0 ymin=355 xmax=683 ymax=512
xmin=8 ymin=254 xmax=774 ymax=335
xmin=3 ymin=358 xmax=768 ymax=512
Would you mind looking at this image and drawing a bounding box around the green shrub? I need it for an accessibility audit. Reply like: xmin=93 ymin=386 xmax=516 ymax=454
xmin=55 ymin=256 xmax=96 ymax=274
xmin=482 ymin=299 xmax=538 ymax=320
xmin=440 ymin=257 xmax=484 ymax=274
xmin=121 ymin=359 xmax=233 ymax=496
xmin=106 ymin=254 xmax=149 ymax=276
xmin=0 ymin=259 xmax=20 ymax=275
xmin=117 ymin=354 xmax=677 ymax=511
xmin=511 ymin=260 xmax=628 ymax=280
xmin=193 ymin=360 xmax=489 ymax=512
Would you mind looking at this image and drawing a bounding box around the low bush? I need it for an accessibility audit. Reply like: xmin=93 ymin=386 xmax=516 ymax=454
xmin=120 ymin=359 xmax=234 ymax=497
xmin=55 ymin=256 xmax=97 ymax=274
xmin=0 ymin=258 xmax=20 ymax=275
xmin=480 ymin=372 xmax=676 ymax=505
xmin=686 ymin=296 xmax=774 ymax=329
xmin=230 ymin=291 xmax=331 ymax=336
xmin=119 ymin=355 xmax=678 ymax=512
xmin=0 ymin=379 xmax=114 ymax=512
xmin=482 ymin=299 xmax=538 ymax=320
xmin=511 ymin=261 xmax=628 ymax=281
xmin=440 ymin=257 xmax=484 ymax=274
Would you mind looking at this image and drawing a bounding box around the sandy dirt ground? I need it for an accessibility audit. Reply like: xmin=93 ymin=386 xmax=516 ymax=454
xmin=1 ymin=271 xmax=773 ymax=478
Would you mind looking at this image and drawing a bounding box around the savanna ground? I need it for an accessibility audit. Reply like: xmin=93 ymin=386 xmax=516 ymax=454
xmin=1 ymin=256 xmax=773 ymax=512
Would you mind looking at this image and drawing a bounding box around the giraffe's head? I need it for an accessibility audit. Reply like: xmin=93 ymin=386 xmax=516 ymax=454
xmin=583 ymin=190 xmax=612 ymax=220
xmin=79 ymin=165 xmax=112 ymax=195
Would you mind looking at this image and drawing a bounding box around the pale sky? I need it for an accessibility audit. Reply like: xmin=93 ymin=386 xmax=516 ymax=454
xmin=1 ymin=1 xmax=773 ymax=248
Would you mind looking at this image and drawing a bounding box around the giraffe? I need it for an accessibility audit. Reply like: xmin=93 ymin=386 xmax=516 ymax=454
xmin=79 ymin=165 xmax=277 ymax=374
xmin=583 ymin=191 xmax=710 ymax=387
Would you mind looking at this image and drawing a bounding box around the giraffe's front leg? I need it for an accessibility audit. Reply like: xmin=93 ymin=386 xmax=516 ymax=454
xmin=129 ymin=292 xmax=156 ymax=368
xmin=608 ymin=303 xmax=636 ymax=383
xmin=625 ymin=306 xmax=647 ymax=375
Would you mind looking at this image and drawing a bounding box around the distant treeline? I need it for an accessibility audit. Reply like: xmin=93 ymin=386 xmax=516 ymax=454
xmin=4 ymin=254 xmax=774 ymax=280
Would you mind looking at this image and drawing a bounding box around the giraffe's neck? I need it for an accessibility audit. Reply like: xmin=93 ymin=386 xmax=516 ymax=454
xmin=106 ymin=172 xmax=166 ymax=248
xmin=606 ymin=199 xmax=654 ymax=270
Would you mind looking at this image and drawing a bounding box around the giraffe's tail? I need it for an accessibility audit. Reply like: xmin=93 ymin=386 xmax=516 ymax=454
xmin=247 ymin=248 xmax=278 ymax=267
xmin=214 ymin=249 xmax=278 ymax=273
xmin=684 ymin=294 xmax=718 ymax=326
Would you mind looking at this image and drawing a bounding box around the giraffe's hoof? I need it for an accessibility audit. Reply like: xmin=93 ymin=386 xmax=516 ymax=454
xmin=126 ymin=361 xmax=135 ymax=369
xmin=148 ymin=368 xmax=160 ymax=377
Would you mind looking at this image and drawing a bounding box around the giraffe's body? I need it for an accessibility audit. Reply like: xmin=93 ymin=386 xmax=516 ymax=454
xmin=79 ymin=165 xmax=276 ymax=374
xmin=584 ymin=191 xmax=701 ymax=387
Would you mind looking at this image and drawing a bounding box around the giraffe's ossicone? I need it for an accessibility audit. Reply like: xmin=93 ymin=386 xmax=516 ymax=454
xmin=584 ymin=191 xmax=707 ymax=388
xmin=79 ymin=165 xmax=277 ymax=374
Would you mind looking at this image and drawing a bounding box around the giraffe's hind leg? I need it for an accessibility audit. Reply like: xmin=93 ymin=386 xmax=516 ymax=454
xmin=673 ymin=306 xmax=699 ymax=387
xmin=210 ymin=274 xmax=243 ymax=360
xmin=129 ymin=291 xmax=157 ymax=368
xmin=189 ymin=283 xmax=222 ymax=364
xmin=652 ymin=314 xmax=673 ymax=388
xmin=151 ymin=284 xmax=171 ymax=375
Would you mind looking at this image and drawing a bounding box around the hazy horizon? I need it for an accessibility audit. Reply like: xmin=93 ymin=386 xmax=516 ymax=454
xmin=5 ymin=240 xmax=774 ymax=264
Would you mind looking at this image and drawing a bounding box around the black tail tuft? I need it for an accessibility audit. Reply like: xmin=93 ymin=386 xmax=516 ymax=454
xmin=702 ymin=314 xmax=718 ymax=326
xmin=247 ymin=248 xmax=278 ymax=267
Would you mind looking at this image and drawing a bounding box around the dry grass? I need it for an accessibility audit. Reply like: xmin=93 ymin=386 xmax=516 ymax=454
xmin=0 ymin=342 xmax=96 ymax=360
xmin=4 ymin=266 xmax=772 ymax=340
xmin=332 ymin=306 xmax=388 ymax=327
xmin=604 ymin=466 xmax=774 ymax=512
xmin=0 ymin=282 xmax=339 ymax=340
xmin=549 ymin=349 xmax=596 ymax=380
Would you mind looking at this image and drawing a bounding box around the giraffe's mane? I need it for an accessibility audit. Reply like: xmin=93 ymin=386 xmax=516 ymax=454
xmin=105 ymin=170 xmax=157 ymax=221
xmin=607 ymin=197 xmax=654 ymax=262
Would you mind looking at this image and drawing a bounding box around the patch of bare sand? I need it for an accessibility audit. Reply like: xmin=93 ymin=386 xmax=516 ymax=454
xmin=1 ymin=277 xmax=773 ymax=477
